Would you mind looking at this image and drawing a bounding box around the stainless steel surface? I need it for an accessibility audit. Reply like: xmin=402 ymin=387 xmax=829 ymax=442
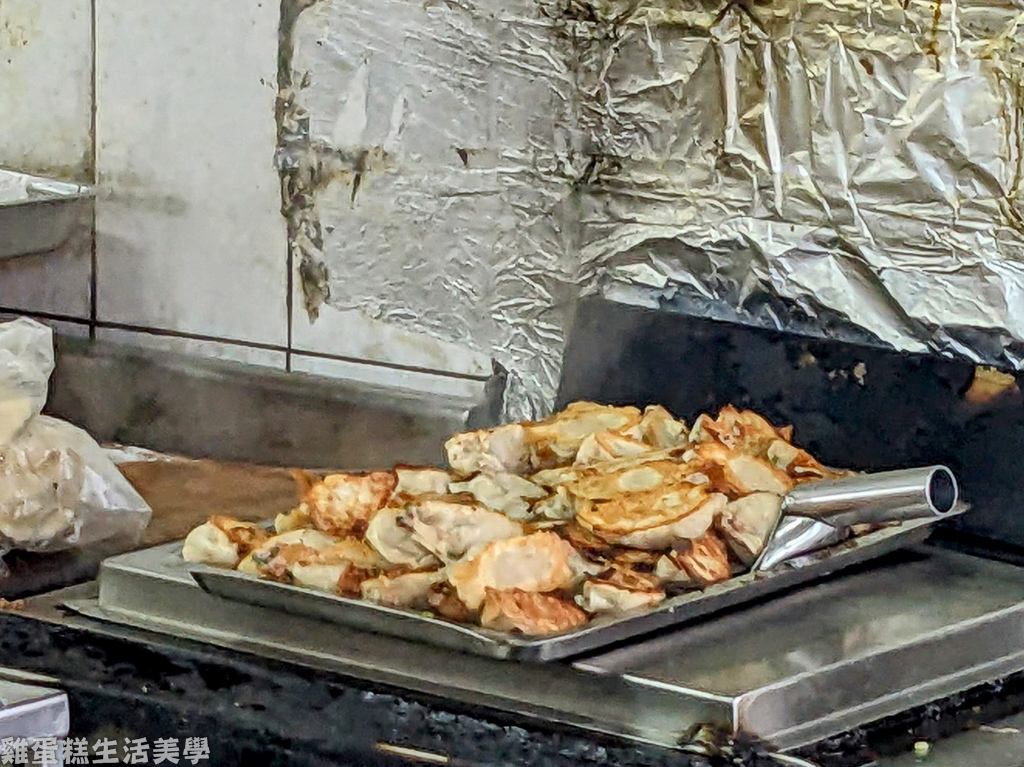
xmin=0 ymin=170 xmax=91 ymax=260
xmin=47 ymin=334 xmax=485 ymax=468
xmin=784 ymin=467 xmax=960 ymax=528
xmin=190 ymin=517 xmax=936 ymax=662
xmin=65 ymin=542 xmax=1024 ymax=749
xmin=754 ymin=517 xmax=844 ymax=572
xmin=0 ymin=678 xmax=69 ymax=740
xmin=755 ymin=467 xmax=962 ymax=571
xmin=72 ymin=542 xmax=720 ymax=749
xmin=580 ymin=548 xmax=1024 ymax=750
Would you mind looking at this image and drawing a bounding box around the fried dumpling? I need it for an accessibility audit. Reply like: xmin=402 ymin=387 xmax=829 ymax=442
xmin=361 ymin=570 xmax=446 ymax=609
xmin=608 ymin=547 xmax=664 ymax=571
xmin=717 ymin=492 xmax=783 ymax=564
xmin=257 ymin=543 xmax=322 ymax=581
xmin=556 ymin=520 xmax=617 ymax=561
xmin=530 ymin=486 xmax=577 ymax=521
xmin=611 ymin=494 xmax=727 ymax=549
xmin=260 ymin=537 xmax=379 ymax=592
xmin=393 ymin=467 xmax=451 ymax=499
xmin=524 ymin=402 xmax=643 ymax=469
xmin=208 ymin=515 xmax=268 ymax=553
xmin=690 ymin=442 xmax=793 ymax=496
xmin=306 ymin=471 xmax=396 ymax=538
xmin=480 ymin=588 xmax=587 ymax=635
xmin=529 ymin=447 xmax=686 ymax=490
xmin=575 ymin=481 xmax=723 ymax=549
xmin=236 ymin=528 xmax=337 ymax=575
xmin=274 ymin=504 xmax=311 ymax=533
xmin=445 ymin=402 xmax=644 ymax=476
xmin=638 ymin=405 xmax=688 ymax=448
xmin=182 ymin=522 xmax=237 ymax=567
xmin=444 ymin=424 xmax=528 ymax=476
xmin=573 ymin=431 xmax=652 ymax=466
xmin=427 ymin=582 xmax=475 ymax=623
xmin=448 ymin=531 xmax=578 ymax=610
xmin=765 ymin=439 xmax=837 ymax=481
xmin=315 ymin=538 xmax=385 ymax=569
xmin=654 ymin=553 xmax=693 ymax=585
xmin=577 ymin=579 xmax=665 ymax=613
xmin=291 ymin=561 xmax=372 ymax=594
xmin=671 ymin=531 xmax=732 ymax=586
xmin=448 ymin=473 xmax=546 ymax=520
xmin=566 ymin=460 xmax=691 ymax=501
xmin=724 ymin=452 xmax=792 ymax=495
xmin=692 ymin=405 xmax=788 ymax=458
xmin=400 ymin=495 xmax=523 ymax=563
xmin=365 ymin=507 xmax=439 ymax=569
xmin=183 ymin=516 xmax=266 ymax=568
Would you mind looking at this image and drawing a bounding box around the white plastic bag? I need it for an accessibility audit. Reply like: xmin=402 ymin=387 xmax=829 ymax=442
xmin=0 ymin=317 xmax=151 ymax=562
xmin=0 ymin=416 xmax=151 ymax=556
xmin=0 ymin=318 xmax=54 ymax=447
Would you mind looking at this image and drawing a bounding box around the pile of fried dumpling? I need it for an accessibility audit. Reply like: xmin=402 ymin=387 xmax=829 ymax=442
xmin=183 ymin=402 xmax=846 ymax=636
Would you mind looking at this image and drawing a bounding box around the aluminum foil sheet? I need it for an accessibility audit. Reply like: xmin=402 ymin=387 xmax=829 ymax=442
xmin=281 ymin=0 xmax=1024 ymax=419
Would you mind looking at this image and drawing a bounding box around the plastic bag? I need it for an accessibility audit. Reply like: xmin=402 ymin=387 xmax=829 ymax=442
xmin=0 ymin=416 xmax=152 ymax=556
xmin=0 ymin=317 xmax=151 ymax=562
xmin=0 ymin=318 xmax=54 ymax=448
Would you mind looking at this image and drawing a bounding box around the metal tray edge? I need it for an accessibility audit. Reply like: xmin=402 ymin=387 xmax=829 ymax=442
xmin=187 ymin=517 xmax=940 ymax=662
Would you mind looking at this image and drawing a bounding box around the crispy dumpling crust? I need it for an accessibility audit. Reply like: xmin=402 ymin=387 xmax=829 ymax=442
xmin=575 ymin=482 xmax=712 ymax=536
xmin=481 ymin=588 xmax=587 ymax=635
xmin=448 ymin=531 xmax=578 ymax=611
xmin=306 ymin=471 xmax=396 ymax=538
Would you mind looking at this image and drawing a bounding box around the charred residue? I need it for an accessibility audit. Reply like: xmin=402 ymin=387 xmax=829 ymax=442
xmin=277 ymin=0 xmax=402 ymax=320
xmin=277 ymin=0 xmax=334 ymax=321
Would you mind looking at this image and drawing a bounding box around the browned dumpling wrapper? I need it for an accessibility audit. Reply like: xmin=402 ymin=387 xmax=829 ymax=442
xmin=576 ymin=486 xmax=724 ymax=550
xmin=400 ymin=494 xmax=522 ymax=563
xmin=427 ymin=582 xmax=475 ymax=623
xmin=448 ymin=531 xmax=578 ymax=611
xmin=481 ymin=588 xmax=587 ymax=635
xmin=690 ymin=405 xmax=789 ymax=457
xmin=670 ymin=532 xmax=732 ymax=586
xmin=445 ymin=402 xmax=644 ymax=476
xmin=689 ymin=442 xmax=793 ymax=496
xmin=182 ymin=516 xmax=270 ymax=568
xmin=361 ymin=570 xmax=446 ymax=609
xmin=306 ymin=471 xmax=396 ymax=538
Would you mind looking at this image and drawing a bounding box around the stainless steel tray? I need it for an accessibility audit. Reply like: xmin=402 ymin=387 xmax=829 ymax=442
xmin=190 ymin=516 xmax=940 ymax=662
xmin=0 ymin=169 xmax=92 ymax=259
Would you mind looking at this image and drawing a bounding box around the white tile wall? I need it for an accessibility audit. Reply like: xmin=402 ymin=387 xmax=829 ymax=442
xmin=94 ymin=0 xmax=287 ymax=346
xmin=2 ymin=0 xmax=497 ymax=403
xmin=96 ymin=328 xmax=286 ymax=370
xmin=0 ymin=0 xmax=93 ymax=180
xmin=0 ymin=0 xmax=94 ymax=320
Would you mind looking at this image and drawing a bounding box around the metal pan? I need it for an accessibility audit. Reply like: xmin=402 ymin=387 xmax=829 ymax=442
xmin=190 ymin=515 xmax=941 ymax=662
xmin=0 ymin=170 xmax=92 ymax=260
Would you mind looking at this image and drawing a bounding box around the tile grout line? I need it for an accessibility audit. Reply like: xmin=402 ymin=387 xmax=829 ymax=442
xmin=88 ymin=0 xmax=99 ymax=341
xmin=0 ymin=308 xmax=492 ymax=382
xmin=278 ymin=0 xmax=293 ymax=375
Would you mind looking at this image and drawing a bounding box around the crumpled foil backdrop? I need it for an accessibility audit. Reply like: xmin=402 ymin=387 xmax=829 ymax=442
xmin=282 ymin=0 xmax=1024 ymax=420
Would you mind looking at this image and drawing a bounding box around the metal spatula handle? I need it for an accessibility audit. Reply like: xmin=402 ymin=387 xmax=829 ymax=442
xmin=783 ymin=465 xmax=958 ymax=528
xmin=753 ymin=465 xmax=960 ymax=571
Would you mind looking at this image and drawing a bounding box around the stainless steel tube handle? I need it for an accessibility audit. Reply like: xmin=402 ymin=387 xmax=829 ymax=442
xmin=782 ymin=465 xmax=959 ymax=528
